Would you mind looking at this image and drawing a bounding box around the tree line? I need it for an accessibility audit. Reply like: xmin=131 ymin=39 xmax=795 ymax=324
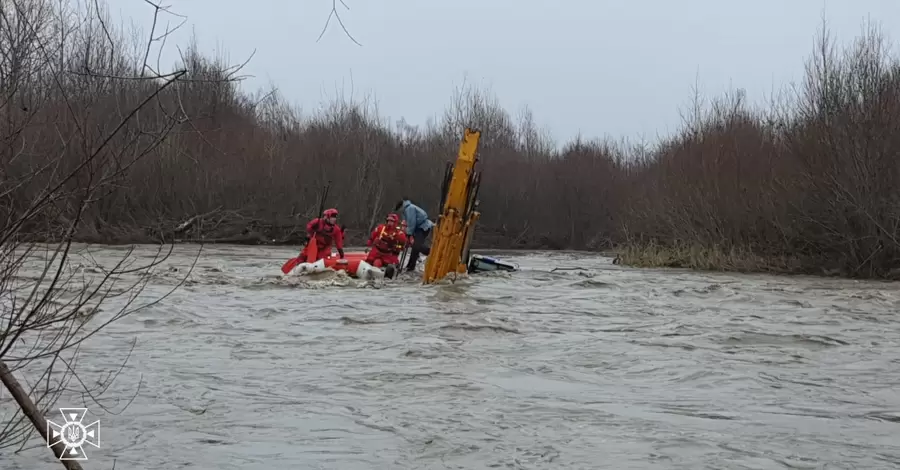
xmin=2 ymin=1 xmax=899 ymax=278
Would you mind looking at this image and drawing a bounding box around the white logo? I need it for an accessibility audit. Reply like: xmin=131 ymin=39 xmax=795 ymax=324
xmin=46 ymin=408 xmax=100 ymax=461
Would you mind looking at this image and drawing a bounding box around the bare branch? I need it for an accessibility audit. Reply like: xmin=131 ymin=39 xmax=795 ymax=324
xmin=317 ymin=0 xmax=362 ymax=46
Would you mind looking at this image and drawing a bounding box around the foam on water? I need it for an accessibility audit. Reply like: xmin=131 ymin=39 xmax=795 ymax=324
xmin=2 ymin=243 xmax=899 ymax=469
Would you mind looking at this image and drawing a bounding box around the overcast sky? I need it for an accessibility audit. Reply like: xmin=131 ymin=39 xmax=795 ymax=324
xmin=112 ymin=0 xmax=900 ymax=146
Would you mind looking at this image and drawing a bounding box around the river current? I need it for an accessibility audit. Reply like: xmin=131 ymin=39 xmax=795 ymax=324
xmin=2 ymin=244 xmax=899 ymax=469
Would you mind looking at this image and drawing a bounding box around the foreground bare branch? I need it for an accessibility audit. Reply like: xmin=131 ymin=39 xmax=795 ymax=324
xmin=0 ymin=0 xmax=250 ymax=466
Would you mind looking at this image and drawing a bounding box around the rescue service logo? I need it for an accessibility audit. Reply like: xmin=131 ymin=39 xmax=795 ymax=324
xmin=46 ymin=407 xmax=100 ymax=461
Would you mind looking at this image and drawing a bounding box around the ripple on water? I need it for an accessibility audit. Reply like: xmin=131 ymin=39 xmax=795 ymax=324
xmin=4 ymin=245 xmax=900 ymax=470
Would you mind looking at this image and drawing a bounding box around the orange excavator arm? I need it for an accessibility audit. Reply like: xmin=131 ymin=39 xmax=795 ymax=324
xmin=422 ymin=128 xmax=483 ymax=284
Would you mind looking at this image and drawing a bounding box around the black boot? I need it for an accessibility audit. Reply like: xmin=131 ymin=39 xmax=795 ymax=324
xmin=384 ymin=264 xmax=396 ymax=279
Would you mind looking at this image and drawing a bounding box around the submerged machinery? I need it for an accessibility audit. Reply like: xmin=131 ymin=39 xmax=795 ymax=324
xmin=422 ymin=128 xmax=516 ymax=284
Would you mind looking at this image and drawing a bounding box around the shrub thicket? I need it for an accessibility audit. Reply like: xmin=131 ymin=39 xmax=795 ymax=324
xmin=4 ymin=4 xmax=899 ymax=278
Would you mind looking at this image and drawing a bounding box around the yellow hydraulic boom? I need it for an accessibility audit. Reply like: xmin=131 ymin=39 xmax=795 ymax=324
xmin=423 ymin=128 xmax=483 ymax=284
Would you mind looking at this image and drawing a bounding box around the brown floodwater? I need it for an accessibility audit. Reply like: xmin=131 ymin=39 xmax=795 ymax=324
xmin=2 ymin=244 xmax=899 ymax=469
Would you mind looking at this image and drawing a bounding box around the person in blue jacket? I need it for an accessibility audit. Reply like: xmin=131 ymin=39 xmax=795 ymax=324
xmin=395 ymin=197 xmax=435 ymax=272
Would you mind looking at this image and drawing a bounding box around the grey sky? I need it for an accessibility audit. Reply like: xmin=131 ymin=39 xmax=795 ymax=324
xmin=112 ymin=0 xmax=900 ymax=146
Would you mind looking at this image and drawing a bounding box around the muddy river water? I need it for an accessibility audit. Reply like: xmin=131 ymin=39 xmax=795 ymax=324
xmin=3 ymin=244 xmax=900 ymax=469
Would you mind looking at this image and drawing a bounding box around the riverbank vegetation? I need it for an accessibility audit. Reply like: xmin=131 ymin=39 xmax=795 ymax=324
xmin=3 ymin=4 xmax=900 ymax=279
xmin=1 ymin=0 xmax=231 ymax=465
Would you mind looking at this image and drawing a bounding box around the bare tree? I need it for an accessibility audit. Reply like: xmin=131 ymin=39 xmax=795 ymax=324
xmin=0 ymin=0 xmax=248 ymax=467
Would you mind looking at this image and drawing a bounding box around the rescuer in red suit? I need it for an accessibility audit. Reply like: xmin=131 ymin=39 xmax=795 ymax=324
xmin=365 ymin=213 xmax=407 ymax=268
xmin=299 ymin=208 xmax=345 ymax=261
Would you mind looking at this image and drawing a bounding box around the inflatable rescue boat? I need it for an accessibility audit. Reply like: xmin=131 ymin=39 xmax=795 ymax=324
xmin=290 ymin=252 xmax=395 ymax=280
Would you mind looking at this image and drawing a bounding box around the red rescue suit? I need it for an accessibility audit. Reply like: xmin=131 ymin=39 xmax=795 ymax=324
xmin=365 ymin=223 xmax=407 ymax=267
xmin=301 ymin=217 xmax=344 ymax=261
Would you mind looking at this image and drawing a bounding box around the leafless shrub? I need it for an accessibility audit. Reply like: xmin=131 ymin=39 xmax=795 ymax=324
xmin=5 ymin=14 xmax=898 ymax=292
xmin=621 ymin=18 xmax=900 ymax=277
xmin=0 ymin=0 xmax=247 ymax=466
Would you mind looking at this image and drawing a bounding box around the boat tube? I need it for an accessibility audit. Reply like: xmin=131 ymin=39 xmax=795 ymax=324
xmin=290 ymin=251 xmax=391 ymax=280
xmin=467 ymin=254 xmax=518 ymax=273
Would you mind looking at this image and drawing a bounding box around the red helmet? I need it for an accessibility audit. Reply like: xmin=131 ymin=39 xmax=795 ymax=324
xmin=386 ymin=213 xmax=399 ymax=224
xmin=323 ymin=208 xmax=338 ymax=218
